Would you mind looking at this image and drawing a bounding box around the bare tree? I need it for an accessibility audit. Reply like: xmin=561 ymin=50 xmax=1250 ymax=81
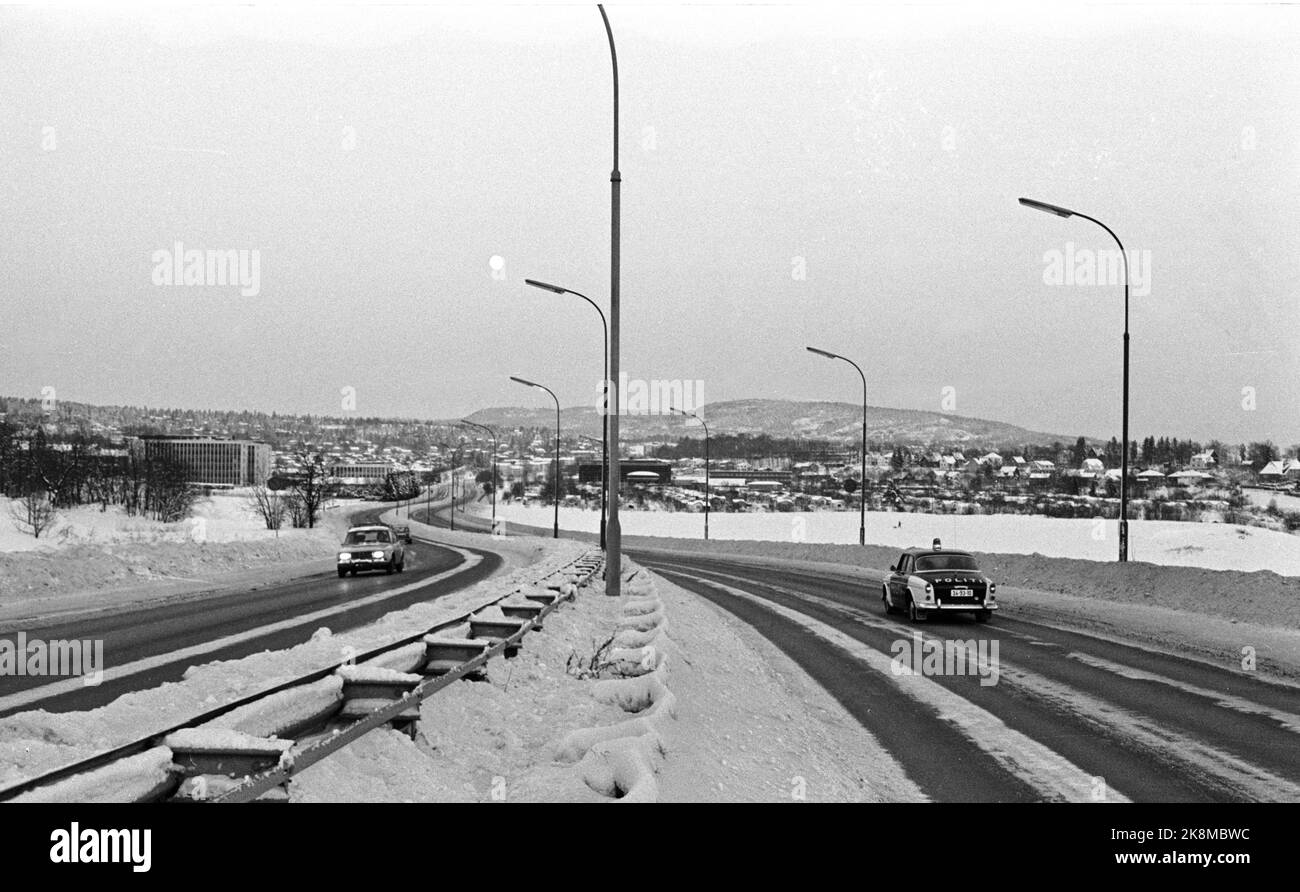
xmin=247 ymin=484 xmax=287 ymax=530
xmin=283 ymin=490 xmax=308 ymax=528
xmin=287 ymin=444 xmax=335 ymax=529
xmin=9 ymin=489 xmax=57 ymax=539
xmin=144 ymin=453 xmax=197 ymax=522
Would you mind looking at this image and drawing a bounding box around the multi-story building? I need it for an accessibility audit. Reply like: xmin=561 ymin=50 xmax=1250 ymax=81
xmin=131 ymin=436 xmax=271 ymax=487
xmin=328 ymin=461 xmax=397 ymax=486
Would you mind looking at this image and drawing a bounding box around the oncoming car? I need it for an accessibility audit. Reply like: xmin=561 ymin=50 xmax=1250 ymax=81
xmin=337 ymin=525 xmax=406 ymax=577
xmin=881 ymin=539 xmax=997 ymax=623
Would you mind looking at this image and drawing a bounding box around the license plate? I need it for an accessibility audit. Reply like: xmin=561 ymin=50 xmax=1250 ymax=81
xmin=950 ymin=588 xmax=973 ymax=598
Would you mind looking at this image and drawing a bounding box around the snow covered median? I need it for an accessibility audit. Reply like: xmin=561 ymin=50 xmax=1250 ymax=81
xmin=291 ymin=560 xmax=922 ymax=802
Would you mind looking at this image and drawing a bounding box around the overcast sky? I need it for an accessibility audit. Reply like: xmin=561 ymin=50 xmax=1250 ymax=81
xmin=1 ymin=3 xmax=1297 ymax=444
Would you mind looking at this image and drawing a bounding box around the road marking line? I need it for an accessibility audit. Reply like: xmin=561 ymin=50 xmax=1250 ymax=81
xmin=1067 ymin=651 xmax=1300 ymax=735
xmin=0 ymin=548 xmax=481 ymax=716
xmin=652 ymin=561 xmax=1300 ymax=802
xmin=662 ymin=568 xmax=1120 ymax=803
xmin=993 ymin=659 xmax=1300 ymax=802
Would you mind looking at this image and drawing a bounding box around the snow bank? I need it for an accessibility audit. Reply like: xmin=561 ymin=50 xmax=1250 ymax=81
xmin=497 ymin=504 xmax=1300 ymax=576
xmin=551 ymin=566 xmax=678 ymax=802
xmin=577 ymin=733 xmax=665 ymax=802
xmin=12 ymin=746 xmax=175 ymax=803
xmin=357 ymin=642 xmax=428 ymax=676
xmin=163 ymin=728 xmax=293 ymax=754
xmin=336 ymin=666 xmax=422 ymax=685
xmin=202 ymin=677 xmax=343 ymax=739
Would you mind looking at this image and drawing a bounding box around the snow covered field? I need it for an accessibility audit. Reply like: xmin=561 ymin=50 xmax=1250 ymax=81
xmin=0 ymin=491 xmax=340 ymax=553
xmin=495 ymin=504 xmax=1300 ymax=577
xmin=0 ymin=496 xmax=383 ymax=620
xmin=1244 ymin=488 xmax=1300 ymax=515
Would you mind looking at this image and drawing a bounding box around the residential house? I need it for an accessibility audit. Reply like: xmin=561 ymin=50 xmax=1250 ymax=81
xmin=1080 ymin=457 xmax=1105 ymax=477
xmin=1259 ymin=460 xmax=1288 ymax=482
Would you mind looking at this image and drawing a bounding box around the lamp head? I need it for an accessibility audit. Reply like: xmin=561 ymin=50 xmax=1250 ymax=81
xmin=524 ymin=278 xmax=567 ymax=295
xmin=1018 ymin=197 xmax=1075 ymax=218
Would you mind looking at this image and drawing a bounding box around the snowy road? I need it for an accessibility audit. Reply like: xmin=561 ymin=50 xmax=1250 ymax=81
xmin=633 ymin=550 xmax=1300 ymax=803
xmin=0 ymin=508 xmax=502 ymax=717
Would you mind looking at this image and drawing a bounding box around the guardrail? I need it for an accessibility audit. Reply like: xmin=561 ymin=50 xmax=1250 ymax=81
xmin=0 ymin=543 xmax=605 ymax=803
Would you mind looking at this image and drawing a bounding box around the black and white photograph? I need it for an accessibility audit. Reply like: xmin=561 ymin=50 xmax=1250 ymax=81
xmin=0 ymin=0 xmax=1295 ymax=874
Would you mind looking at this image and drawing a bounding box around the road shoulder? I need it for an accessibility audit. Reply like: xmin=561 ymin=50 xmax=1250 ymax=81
xmin=650 ymin=573 xmax=925 ymax=802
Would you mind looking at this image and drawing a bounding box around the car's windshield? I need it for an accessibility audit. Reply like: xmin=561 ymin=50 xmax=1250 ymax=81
xmin=915 ymin=554 xmax=979 ymax=572
xmin=345 ymin=530 xmax=391 ymax=545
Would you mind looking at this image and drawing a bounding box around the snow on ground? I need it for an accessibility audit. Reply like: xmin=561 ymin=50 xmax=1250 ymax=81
xmin=1243 ymin=488 xmax=1300 ymax=515
xmin=0 ymin=491 xmax=342 ymax=553
xmin=0 ymin=499 xmax=382 ymax=623
xmin=496 ymin=504 xmax=1300 ymax=577
xmin=290 ymin=574 xmax=626 ymax=803
xmin=0 ymin=532 xmax=587 ymax=790
xmin=291 ymin=560 xmax=923 ymax=802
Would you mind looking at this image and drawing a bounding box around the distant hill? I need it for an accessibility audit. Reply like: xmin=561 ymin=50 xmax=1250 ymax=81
xmin=463 ymin=399 xmax=1085 ymax=449
xmin=1 ymin=394 xmax=1087 ymax=451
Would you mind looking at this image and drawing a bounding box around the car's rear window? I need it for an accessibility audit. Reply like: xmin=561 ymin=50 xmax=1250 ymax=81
xmin=915 ymin=554 xmax=978 ymax=572
xmin=346 ymin=530 xmax=391 ymax=544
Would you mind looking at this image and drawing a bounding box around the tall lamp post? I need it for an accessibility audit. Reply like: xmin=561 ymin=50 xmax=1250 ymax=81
xmin=1019 ymin=197 xmax=1131 ymax=562
xmin=433 ymin=440 xmax=464 ymax=532
xmin=511 ymin=376 xmax=561 ymax=539
xmin=669 ymin=406 xmax=710 ymax=540
xmin=806 ymin=346 xmax=867 ymax=546
xmin=458 ymin=420 xmax=498 ymax=535
xmin=525 ymin=278 xmax=607 ymax=549
xmin=598 ymin=3 xmax=622 ymax=596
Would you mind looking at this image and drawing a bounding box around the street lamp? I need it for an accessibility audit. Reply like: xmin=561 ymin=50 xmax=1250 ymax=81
xmin=598 ymin=3 xmax=622 ymax=596
xmin=806 ymin=346 xmax=867 ymax=546
xmin=669 ymin=406 xmax=710 ymax=540
xmin=525 ymin=278 xmax=607 ymax=549
xmin=510 ymin=376 xmax=561 ymax=539
xmin=433 ymin=440 xmax=464 ymax=532
xmin=1019 ymin=196 xmax=1132 ymax=562
xmin=458 ymin=420 xmax=498 ymax=536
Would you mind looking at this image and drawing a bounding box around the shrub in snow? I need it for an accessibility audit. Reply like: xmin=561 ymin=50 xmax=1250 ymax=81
xmin=565 ymin=633 xmax=618 ymax=680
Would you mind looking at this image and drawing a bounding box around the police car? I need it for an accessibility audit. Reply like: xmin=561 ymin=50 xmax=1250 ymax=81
xmin=881 ymin=539 xmax=997 ymax=623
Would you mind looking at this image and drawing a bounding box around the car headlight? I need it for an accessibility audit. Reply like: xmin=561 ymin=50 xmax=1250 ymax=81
xmin=371 ymin=550 xmax=385 ymax=559
xmin=338 ymin=553 xmax=351 ymax=561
